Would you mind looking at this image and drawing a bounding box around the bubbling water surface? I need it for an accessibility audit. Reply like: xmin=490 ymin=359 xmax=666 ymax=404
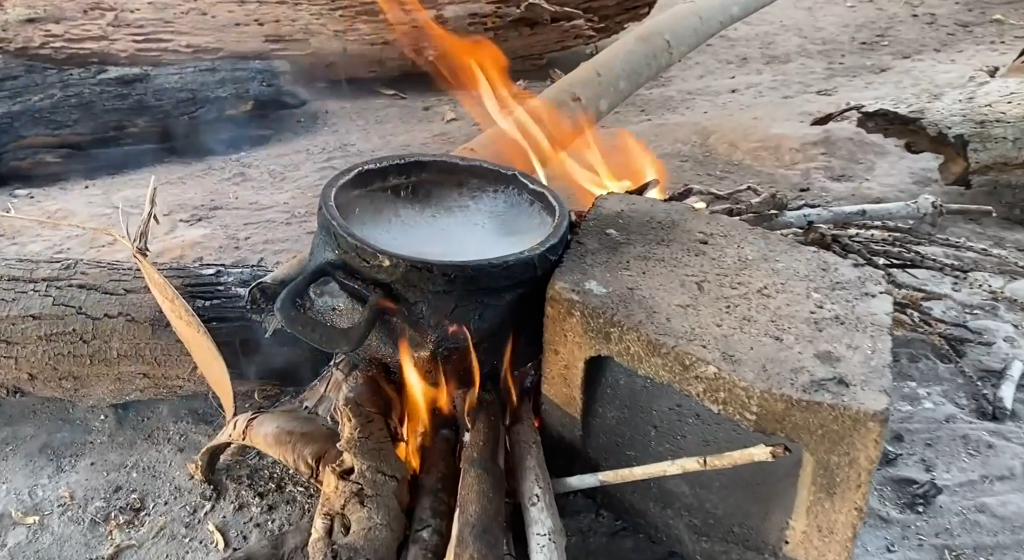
xmin=343 ymin=185 xmax=554 ymax=262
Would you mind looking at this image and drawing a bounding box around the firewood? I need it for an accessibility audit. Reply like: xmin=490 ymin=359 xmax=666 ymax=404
xmin=0 ymin=257 xmax=329 ymax=405
xmin=306 ymin=360 xmax=409 ymax=560
xmin=0 ymin=58 xmax=305 ymax=187
xmin=201 ymin=356 xmax=409 ymax=560
xmin=0 ymin=0 xmax=655 ymax=80
xmin=447 ymin=391 xmax=506 ymax=560
xmin=506 ymin=400 xmax=566 ymax=560
xmin=403 ymin=420 xmax=461 ymax=560
xmin=812 ymin=72 xmax=1024 ymax=187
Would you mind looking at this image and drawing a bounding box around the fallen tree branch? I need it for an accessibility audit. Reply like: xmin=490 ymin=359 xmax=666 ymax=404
xmin=550 ymin=443 xmax=790 ymax=494
xmin=992 ymin=359 xmax=1024 ymax=421
xmin=507 ymin=401 xmax=566 ymax=560
xmin=741 ymin=194 xmax=995 ymax=232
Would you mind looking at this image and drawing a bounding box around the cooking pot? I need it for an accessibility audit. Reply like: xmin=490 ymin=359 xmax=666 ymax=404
xmin=273 ymin=153 xmax=570 ymax=380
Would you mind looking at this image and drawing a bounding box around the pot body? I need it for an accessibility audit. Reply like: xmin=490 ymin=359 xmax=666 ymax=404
xmin=274 ymin=153 xmax=570 ymax=386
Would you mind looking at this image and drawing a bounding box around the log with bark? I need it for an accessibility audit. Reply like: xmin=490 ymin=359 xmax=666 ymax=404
xmin=0 ymin=257 xmax=330 ymax=405
xmin=0 ymin=58 xmax=306 ymax=187
xmin=0 ymin=0 xmax=656 ymax=81
xmin=811 ymin=71 xmax=1024 ymax=188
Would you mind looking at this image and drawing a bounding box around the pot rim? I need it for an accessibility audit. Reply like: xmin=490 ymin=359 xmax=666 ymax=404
xmin=320 ymin=153 xmax=570 ymax=269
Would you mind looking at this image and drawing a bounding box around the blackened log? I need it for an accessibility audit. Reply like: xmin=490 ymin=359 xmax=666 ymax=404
xmin=0 ymin=59 xmax=306 ymax=187
xmin=0 ymin=257 xmax=330 ymax=405
xmin=404 ymin=420 xmax=460 ymax=560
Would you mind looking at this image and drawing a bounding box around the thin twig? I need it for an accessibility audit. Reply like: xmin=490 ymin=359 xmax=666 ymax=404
xmin=550 ymin=443 xmax=790 ymax=494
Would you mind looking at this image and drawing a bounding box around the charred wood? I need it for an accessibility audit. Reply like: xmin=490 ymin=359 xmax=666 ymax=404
xmin=0 ymin=59 xmax=305 ymax=187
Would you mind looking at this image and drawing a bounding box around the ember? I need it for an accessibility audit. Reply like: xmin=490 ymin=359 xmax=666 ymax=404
xmin=376 ymin=0 xmax=669 ymax=205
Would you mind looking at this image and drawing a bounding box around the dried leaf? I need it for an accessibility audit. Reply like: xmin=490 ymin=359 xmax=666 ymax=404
xmin=132 ymin=254 xmax=235 ymax=419
xmin=442 ymin=106 xmax=458 ymax=123
xmin=11 ymin=509 xmax=40 ymax=525
xmin=207 ymin=521 xmax=226 ymax=552
xmin=374 ymin=86 xmax=408 ymax=99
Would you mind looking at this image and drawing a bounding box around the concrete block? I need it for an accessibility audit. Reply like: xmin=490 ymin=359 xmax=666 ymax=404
xmin=541 ymin=195 xmax=892 ymax=560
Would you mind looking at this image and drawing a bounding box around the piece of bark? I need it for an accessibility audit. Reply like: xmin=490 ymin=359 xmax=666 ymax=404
xmin=0 ymin=0 xmax=655 ymax=81
xmin=814 ymin=73 xmax=1024 ymax=187
xmin=447 ymin=391 xmax=506 ymax=560
xmin=0 ymin=257 xmax=330 ymax=405
xmin=404 ymin=421 xmax=461 ymax=560
xmin=507 ymin=401 xmax=566 ymax=560
xmin=0 ymin=58 xmax=306 ymax=187
xmin=227 ymin=521 xmax=313 ymax=560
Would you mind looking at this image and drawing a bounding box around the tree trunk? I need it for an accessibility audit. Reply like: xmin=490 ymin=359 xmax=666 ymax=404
xmin=0 ymin=257 xmax=330 ymax=405
xmin=815 ymin=73 xmax=1024 ymax=188
xmin=0 ymin=0 xmax=656 ymax=80
xmin=0 ymin=58 xmax=306 ymax=187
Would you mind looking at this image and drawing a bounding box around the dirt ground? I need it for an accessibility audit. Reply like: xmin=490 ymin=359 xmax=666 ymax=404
xmin=2 ymin=0 xmax=1024 ymax=558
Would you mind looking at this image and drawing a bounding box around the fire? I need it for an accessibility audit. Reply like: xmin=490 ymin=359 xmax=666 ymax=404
xmin=376 ymin=0 xmax=668 ymax=205
xmin=396 ymin=328 xmax=520 ymax=473
xmin=397 ymin=336 xmax=452 ymax=473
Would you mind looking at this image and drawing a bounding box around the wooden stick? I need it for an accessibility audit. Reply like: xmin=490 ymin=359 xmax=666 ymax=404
xmin=454 ymin=0 xmax=780 ymax=164
xmin=253 ymin=0 xmax=781 ymax=281
xmin=507 ymin=402 xmax=567 ymax=560
xmin=447 ymin=392 xmax=506 ymax=560
xmin=742 ymin=195 xmax=995 ymax=232
xmin=404 ymin=421 xmax=461 ymax=560
xmin=992 ymin=359 xmax=1024 ymax=421
xmin=550 ymin=443 xmax=790 ymax=494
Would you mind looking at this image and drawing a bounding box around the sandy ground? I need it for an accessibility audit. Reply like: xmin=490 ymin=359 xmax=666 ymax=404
xmin=2 ymin=0 xmax=1024 ymax=558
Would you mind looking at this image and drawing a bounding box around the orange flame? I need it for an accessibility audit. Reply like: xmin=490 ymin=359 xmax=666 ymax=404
xmin=397 ymin=336 xmax=452 ymax=473
xmin=502 ymin=336 xmax=516 ymax=412
xmin=376 ymin=0 xmax=668 ymax=206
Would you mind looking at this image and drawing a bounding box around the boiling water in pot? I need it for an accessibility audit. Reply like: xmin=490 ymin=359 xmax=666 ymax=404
xmin=343 ymin=185 xmax=554 ymax=262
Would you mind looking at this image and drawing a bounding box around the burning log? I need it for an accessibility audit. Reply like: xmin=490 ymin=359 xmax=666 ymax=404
xmin=0 ymin=0 xmax=656 ymax=80
xmin=506 ymin=400 xmax=566 ymax=560
xmin=812 ymin=71 xmax=1024 ymax=188
xmin=447 ymin=391 xmax=506 ymax=560
xmin=0 ymin=59 xmax=305 ymax=187
xmin=0 ymin=257 xmax=329 ymax=405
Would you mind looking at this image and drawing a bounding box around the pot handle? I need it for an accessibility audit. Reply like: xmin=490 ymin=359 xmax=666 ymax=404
xmin=273 ymin=262 xmax=387 ymax=354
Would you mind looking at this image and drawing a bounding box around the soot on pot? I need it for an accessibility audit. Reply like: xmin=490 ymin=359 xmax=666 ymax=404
xmin=342 ymin=184 xmax=554 ymax=262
